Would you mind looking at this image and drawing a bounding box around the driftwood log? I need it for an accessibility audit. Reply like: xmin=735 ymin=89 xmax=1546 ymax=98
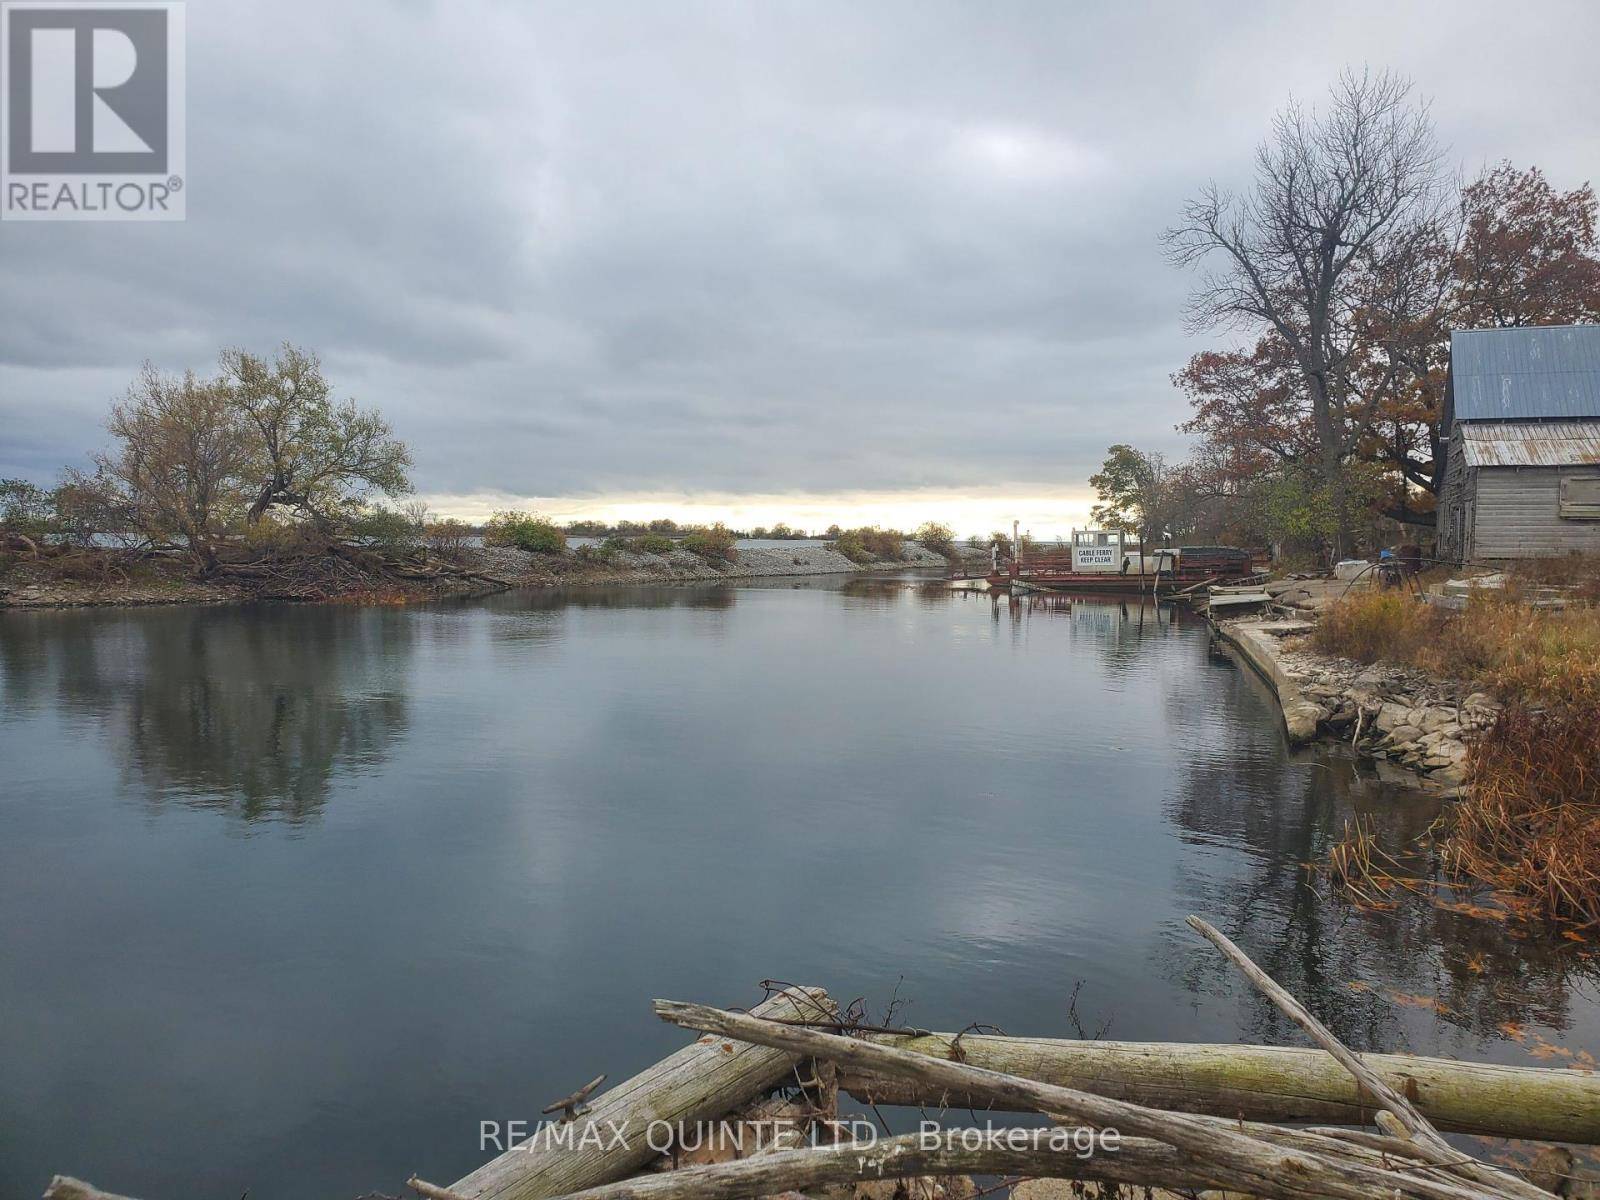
xmin=532 ymin=1115 xmax=1573 ymax=1200
xmin=652 ymin=999 xmax=1530 ymax=1200
xmin=527 ymin=1130 xmax=1222 ymax=1200
xmin=42 ymin=1180 xmax=141 ymax=1200
xmin=842 ymin=1035 xmax=1600 ymax=1143
xmin=1184 ymin=916 xmax=1550 ymax=1200
xmin=448 ymin=985 xmax=834 ymax=1200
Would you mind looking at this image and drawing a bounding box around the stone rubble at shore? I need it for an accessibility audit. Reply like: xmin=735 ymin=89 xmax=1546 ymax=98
xmin=1271 ymin=632 xmax=1498 ymax=789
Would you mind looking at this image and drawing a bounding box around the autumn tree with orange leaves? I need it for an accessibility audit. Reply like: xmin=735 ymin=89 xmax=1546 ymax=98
xmin=1168 ymin=75 xmax=1600 ymax=554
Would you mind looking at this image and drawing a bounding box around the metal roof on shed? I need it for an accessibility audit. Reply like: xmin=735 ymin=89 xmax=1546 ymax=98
xmin=1460 ymin=419 xmax=1600 ymax=467
xmin=1449 ymin=325 xmax=1600 ymax=422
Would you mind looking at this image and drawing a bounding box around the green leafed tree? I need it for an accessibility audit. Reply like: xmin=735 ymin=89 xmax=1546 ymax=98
xmin=0 ymin=478 xmax=53 ymax=547
xmin=1089 ymin=444 xmax=1172 ymax=549
xmin=220 ymin=343 xmax=412 ymax=526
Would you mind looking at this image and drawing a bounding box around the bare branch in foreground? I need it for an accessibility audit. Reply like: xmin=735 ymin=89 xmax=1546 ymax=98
xmin=1185 ymin=914 xmax=1549 ymax=1200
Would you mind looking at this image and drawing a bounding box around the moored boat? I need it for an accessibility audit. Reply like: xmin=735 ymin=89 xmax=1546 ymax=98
xmin=953 ymin=528 xmax=1257 ymax=594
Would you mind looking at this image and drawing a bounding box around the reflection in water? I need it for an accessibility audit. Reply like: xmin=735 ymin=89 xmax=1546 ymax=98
xmin=484 ymin=585 xmax=739 ymax=612
xmin=1 ymin=579 xmax=1596 ymax=1198
xmin=1166 ymin=647 xmax=1599 ymax=1052
xmin=0 ymin=606 xmax=413 ymax=822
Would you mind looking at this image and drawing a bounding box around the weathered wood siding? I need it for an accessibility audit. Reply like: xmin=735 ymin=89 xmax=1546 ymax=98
xmin=1471 ymin=466 xmax=1600 ymax=560
xmin=1436 ymin=434 xmax=1472 ymax=563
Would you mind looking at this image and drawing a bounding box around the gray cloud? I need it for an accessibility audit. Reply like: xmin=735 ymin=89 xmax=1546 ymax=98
xmin=3 ymin=0 xmax=1598 ymax=506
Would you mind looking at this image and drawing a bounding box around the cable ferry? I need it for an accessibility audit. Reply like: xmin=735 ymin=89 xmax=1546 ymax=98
xmin=958 ymin=527 xmax=1257 ymax=595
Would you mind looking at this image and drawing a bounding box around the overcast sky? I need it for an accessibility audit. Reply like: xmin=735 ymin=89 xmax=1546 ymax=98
xmin=3 ymin=1 xmax=1598 ymax=534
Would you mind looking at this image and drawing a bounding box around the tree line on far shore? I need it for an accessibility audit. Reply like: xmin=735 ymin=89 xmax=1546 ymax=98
xmin=0 ymin=349 xmax=977 ymax=577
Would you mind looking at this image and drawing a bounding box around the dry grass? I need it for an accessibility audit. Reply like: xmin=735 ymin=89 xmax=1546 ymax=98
xmin=1321 ymin=816 xmax=1426 ymax=909
xmin=1313 ymin=587 xmax=1600 ymax=928
xmin=1446 ymin=706 xmax=1600 ymax=927
xmin=1310 ymin=589 xmax=1443 ymax=663
xmin=1507 ymin=552 xmax=1600 ymax=603
xmin=1314 ymin=588 xmax=1600 ymax=707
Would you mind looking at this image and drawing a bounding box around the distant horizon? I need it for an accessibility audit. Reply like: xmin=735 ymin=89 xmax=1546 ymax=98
xmin=416 ymin=488 xmax=1097 ymax=541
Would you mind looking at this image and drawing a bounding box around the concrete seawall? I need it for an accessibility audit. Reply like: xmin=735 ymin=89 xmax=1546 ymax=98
xmin=1210 ymin=614 xmax=1492 ymax=791
xmin=1209 ymin=618 xmax=1324 ymax=744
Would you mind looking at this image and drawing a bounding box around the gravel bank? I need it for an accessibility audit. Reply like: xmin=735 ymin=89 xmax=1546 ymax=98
xmin=1 ymin=541 xmax=964 ymax=609
xmin=466 ymin=540 xmax=957 ymax=586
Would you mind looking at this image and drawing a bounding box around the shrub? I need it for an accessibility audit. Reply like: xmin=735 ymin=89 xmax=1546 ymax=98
xmin=484 ymin=510 xmax=567 ymax=554
xmin=1310 ymin=591 xmax=1443 ymax=664
xmin=241 ymin=515 xmax=319 ymax=556
xmin=681 ymin=522 xmax=737 ymax=562
xmin=425 ymin=517 xmax=473 ymax=561
xmin=830 ymin=529 xmax=872 ymax=563
xmin=915 ymin=521 xmax=955 ymax=557
xmin=829 ymin=527 xmax=906 ymax=562
xmin=0 ymin=478 xmax=54 ymax=544
xmin=634 ymin=533 xmax=676 ymax=555
xmin=52 ymin=470 xmax=137 ymax=547
xmin=348 ymin=506 xmax=421 ymax=554
xmin=862 ymin=527 xmax=904 ymax=560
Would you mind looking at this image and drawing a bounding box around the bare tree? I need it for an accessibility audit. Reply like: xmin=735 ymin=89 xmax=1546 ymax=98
xmin=1165 ymin=68 xmax=1446 ymax=554
xmin=219 ymin=343 xmax=412 ymax=526
xmin=97 ymin=365 xmax=252 ymax=573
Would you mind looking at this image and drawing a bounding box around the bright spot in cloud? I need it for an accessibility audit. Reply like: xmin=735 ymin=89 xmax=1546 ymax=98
xmin=952 ymin=125 xmax=1106 ymax=184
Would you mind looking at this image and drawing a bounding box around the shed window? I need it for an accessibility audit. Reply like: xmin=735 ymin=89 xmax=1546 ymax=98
xmin=1559 ymin=476 xmax=1600 ymax=519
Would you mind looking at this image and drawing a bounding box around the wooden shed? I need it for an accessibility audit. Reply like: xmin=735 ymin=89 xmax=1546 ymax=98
xmin=1436 ymin=325 xmax=1600 ymax=563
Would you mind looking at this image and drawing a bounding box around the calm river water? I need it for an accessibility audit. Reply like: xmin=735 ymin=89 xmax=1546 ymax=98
xmin=2 ymin=576 xmax=1596 ymax=1197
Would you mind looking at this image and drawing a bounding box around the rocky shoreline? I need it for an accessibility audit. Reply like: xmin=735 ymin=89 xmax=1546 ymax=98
xmin=1214 ymin=616 xmax=1497 ymax=792
xmin=0 ymin=540 xmax=963 ymax=610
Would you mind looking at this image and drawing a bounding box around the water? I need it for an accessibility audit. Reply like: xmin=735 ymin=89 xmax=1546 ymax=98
xmin=1 ymin=577 xmax=1595 ymax=1197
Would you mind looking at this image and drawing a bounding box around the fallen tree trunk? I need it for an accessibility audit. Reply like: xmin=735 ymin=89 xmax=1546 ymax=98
xmin=537 ymin=1130 xmax=1220 ymax=1200
xmin=42 ymin=1179 xmax=141 ymax=1200
xmin=841 ymin=1034 xmax=1600 ymax=1143
xmin=653 ymin=998 xmax=1528 ymax=1200
xmin=449 ymin=986 xmax=834 ymax=1200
